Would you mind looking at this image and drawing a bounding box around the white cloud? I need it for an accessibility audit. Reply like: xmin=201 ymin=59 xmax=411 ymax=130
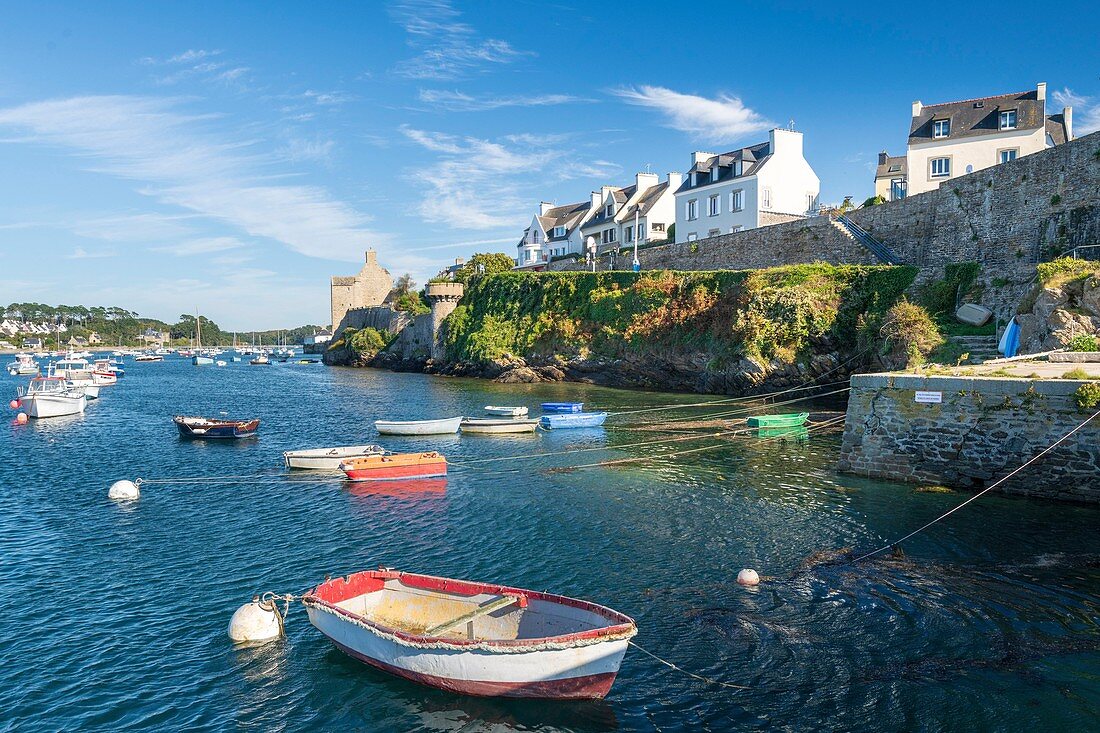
xmin=66 ymin=247 xmax=117 ymax=259
xmin=418 ymin=89 xmax=594 ymax=111
xmin=167 ymin=49 xmax=222 ymax=64
xmin=612 ymin=85 xmax=773 ymax=142
xmin=0 ymin=95 xmax=386 ymax=261
xmin=141 ymin=49 xmax=250 ymax=87
xmin=303 ymin=89 xmax=352 ymax=106
xmin=390 ymin=0 xmax=530 ymax=80
xmin=1052 ymin=87 xmax=1100 ymax=135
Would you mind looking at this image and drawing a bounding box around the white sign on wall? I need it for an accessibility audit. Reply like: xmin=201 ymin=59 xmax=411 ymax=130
xmin=915 ymin=390 xmax=943 ymax=404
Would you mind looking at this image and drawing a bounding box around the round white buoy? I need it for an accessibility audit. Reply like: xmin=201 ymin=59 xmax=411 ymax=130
xmin=228 ymin=596 xmax=283 ymax=644
xmin=108 ymin=480 xmax=140 ymax=501
xmin=736 ymin=568 xmax=760 ymax=586
xmin=16 ymin=412 xmax=28 ymax=425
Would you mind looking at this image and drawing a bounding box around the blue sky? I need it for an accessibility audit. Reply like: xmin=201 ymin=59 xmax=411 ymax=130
xmin=1 ymin=1 xmax=1097 ymax=329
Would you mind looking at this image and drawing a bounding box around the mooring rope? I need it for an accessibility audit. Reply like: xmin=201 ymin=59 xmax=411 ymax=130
xmin=628 ymin=640 xmax=749 ymax=690
xmin=605 ymin=379 xmax=849 ymax=417
xmin=850 ymin=407 xmax=1100 ymax=564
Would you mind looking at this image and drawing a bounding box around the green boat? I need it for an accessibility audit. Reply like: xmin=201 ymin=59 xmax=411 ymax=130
xmin=746 ymin=412 xmax=808 ymax=428
xmin=756 ymin=426 xmax=809 ymax=440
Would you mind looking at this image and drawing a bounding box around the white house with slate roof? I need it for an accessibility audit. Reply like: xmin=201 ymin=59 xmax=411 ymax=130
xmin=580 ymin=172 xmax=680 ymax=255
xmin=516 ymin=199 xmax=594 ymax=267
xmin=879 ymin=82 xmax=1073 ymax=198
xmin=673 ymin=128 xmax=819 ymax=243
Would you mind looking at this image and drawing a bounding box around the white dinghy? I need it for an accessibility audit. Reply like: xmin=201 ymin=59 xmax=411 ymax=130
xmin=284 ymin=444 xmax=386 ymax=470
xmin=374 ymin=416 xmax=463 ymax=436
xmin=483 ymin=406 xmax=528 ymax=417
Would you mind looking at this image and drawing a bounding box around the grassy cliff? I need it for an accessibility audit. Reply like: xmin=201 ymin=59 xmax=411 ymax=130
xmin=442 ymin=264 xmax=918 ymax=370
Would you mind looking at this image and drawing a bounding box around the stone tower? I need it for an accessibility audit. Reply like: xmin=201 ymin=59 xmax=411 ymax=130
xmin=425 ymin=281 xmax=464 ymax=361
xmin=330 ymin=249 xmax=393 ymax=330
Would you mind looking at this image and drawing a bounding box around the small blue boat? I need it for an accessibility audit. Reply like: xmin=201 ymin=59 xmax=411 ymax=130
xmin=540 ymin=412 xmax=608 ymax=429
xmin=541 ymin=402 xmax=584 ymax=413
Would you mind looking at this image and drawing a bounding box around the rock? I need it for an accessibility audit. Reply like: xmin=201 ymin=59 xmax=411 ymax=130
xmin=536 ymin=365 xmax=566 ymax=381
xmin=1014 ymin=313 xmax=1042 ymax=354
xmin=495 ymin=366 xmax=541 ymax=384
xmin=1082 ymin=275 xmax=1100 ymax=318
xmin=1046 ymin=310 xmax=1100 ymax=349
xmin=1033 ymin=286 xmax=1070 ymax=322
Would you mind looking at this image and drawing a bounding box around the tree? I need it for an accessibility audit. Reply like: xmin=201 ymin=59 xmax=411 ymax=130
xmin=395 ymin=273 xmax=415 ymax=294
xmin=453 ymin=252 xmax=514 ymax=283
xmin=862 ymin=195 xmax=887 ymax=208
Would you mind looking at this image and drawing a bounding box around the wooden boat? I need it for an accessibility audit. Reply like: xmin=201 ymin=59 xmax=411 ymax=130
xmin=539 ymin=412 xmax=608 ymax=429
xmin=173 ymin=415 xmax=260 ymax=439
xmin=484 ymin=405 xmax=528 ymax=417
xmin=746 ymin=412 xmax=808 ymax=428
xmin=16 ymin=377 xmax=87 ymax=418
xmin=461 ymin=418 xmax=540 ymax=434
xmin=302 ymin=568 xmax=637 ymax=699
xmin=541 ymin=402 xmax=583 ymax=413
xmin=375 ymin=416 xmax=463 ymax=436
xmin=340 ymin=451 xmax=447 ymax=481
xmin=284 ymin=444 xmax=386 ymax=470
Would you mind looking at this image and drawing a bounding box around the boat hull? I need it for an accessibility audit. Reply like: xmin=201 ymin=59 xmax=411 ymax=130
xmin=375 ymin=417 xmax=463 ymax=435
xmin=539 ymin=412 xmax=608 ymax=429
xmin=746 ymin=412 xmax=808 ymax=428
xmin=541 ymin=402 xmax=584 ymax=413
xmin=484 ymin=406 xmax=528 ymax=417
xmin=23 ymin=392 xmax=87 ymax=418
xmin=174 ymin=417 xmax=260 ymax=439
xmin=461 ymin=418 xmax=539 ymax=434
xmin=341 ymin=453 xmax=447 ymax=481
xmin=284 ymin=445 xmax=385 ymax=470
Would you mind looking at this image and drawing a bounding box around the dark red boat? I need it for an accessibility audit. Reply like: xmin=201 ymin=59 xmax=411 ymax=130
xmin=173 ymin=415 xmax=260 ymax=439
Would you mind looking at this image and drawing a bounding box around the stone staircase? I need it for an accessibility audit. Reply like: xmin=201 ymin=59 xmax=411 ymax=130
xmin=948 ymin=335 xmax=1001 ymax=364
xmin=832 ymin=215 xmax=904 ymax=265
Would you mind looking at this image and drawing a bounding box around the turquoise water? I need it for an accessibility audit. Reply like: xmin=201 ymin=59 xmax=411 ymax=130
xmin=2 ymin=358 xmax=1098 ymax=731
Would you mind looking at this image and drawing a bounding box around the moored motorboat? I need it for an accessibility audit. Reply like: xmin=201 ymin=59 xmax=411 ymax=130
xmin=249 ymin=354 xmax=270 ymax=365
xmin=6 ymin=353 xmax=39 ymax=376
xmin=302 ymin=568 xmax=637 ymax=699
xmin=134 ymin=353 xmax=163 ymax=362
xmin=173 ymin=415 xmax=260 ymax=439
xmin=16 ymin=377 xmax=87 ymax=418
xmin=339 ymin=451 xmax=448 ymax=481
xmin=745 ymin=412 xmax=808 ymax=428
xmin=484 ymin=405 xmax=528 ymax=417
xmin=541 ymin=402 xmax=583 ymax=413
xmin=460 ymin=417 xmax=540 ymax=434
xmin=539 ymin=412 xmax=608 ymax=429
xmin=284 ymin=444 xmax=386 ymax=470
xmin=375 ymin=416 xmax=463 ymax=435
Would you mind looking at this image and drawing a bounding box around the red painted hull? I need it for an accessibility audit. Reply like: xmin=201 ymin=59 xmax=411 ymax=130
xmin=331 ymin=640 xmax=619 ymax=699
xmin=342 ymin=461 xmax=447 ymax=482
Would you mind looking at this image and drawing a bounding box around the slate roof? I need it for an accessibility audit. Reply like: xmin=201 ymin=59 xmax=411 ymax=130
xmin=908 ymin=90 xmax=1046 ymax=144
xmin=678 ymin=141 xmax=772 ymax=193
xmin=536 ymin=200 xmax=592 ymax=240
xmin=875 ymin=154 xmax=908 ymax=180
xmin=622 ymin=181 xmax=670 ymax=218
xmin=1046 ymin=113 xmax=1070 ymax=146
xmin=581 ymin=185 xmax=634 ymax=230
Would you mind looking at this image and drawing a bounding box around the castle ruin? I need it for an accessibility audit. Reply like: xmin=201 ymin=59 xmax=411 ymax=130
xmin=330 ymin=249 xmax=393 ymax=329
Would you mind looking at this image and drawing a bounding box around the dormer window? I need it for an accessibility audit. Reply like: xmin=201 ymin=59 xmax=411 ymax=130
xmin=932 ymin=119 xmax=950 ymax=139
xmin=605 ymin=204 xmax=614 ymax=218
xmin=733 ymin=161 xmax=742 ymax=177
xmin=888 ymin=164 xmax=901 ymax=172
xmin=999 ymin=110 xmax=1017 ymax=130
xmin=710 ymin=167 xmax=718 ymax=182
xmin=552 ymin=226 xmax=565 ymax=238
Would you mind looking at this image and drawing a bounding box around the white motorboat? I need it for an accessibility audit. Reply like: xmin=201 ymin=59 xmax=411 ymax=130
xmin=6 ymin=353 xmax=39 ymax=376
xmin=283 ymin=444 xmax=387 ymax=470
xmin=134 ymin=353 xmax=163 ymax=362
xmin=52 ymin=357 xmax=114 ymax=390
xmin=374 ymin=416 xmax=463 ymax=436
xmin=461 ymin=418 xmax=540 ymax=434
xmin=16 ymin=377 xmax=87 ymax=418
xmin=484 ymin=405 xmax=528 ymax=417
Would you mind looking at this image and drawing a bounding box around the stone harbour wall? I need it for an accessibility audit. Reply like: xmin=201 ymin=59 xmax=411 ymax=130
xmin=838 ymin=373 xmax=1100 ymax=503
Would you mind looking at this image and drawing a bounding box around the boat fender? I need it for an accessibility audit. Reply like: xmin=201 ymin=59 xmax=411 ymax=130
xmin=9 ymin=399 xmax=19 ymax=410
xmin=108 ymin=480 xmax=140 ymax=501
xmin=736 ymin=568 xmax=760 ymax=587
xmin=15 ymin=412 xmax=28 ymax=425
xmin=228 ymin=596 xmax=284 ymax=645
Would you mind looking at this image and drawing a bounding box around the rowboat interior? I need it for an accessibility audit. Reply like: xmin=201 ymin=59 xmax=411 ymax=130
xmin=313 ymin=572 xmax=629 ymax=644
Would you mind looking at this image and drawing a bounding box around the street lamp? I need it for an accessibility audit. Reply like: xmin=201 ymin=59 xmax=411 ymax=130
xmin=632 ymin=208 xmax=641 ymax=273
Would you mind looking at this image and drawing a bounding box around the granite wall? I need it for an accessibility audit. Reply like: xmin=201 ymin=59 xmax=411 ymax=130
xmin=838 ymin=373 xmax=1100 ymax=503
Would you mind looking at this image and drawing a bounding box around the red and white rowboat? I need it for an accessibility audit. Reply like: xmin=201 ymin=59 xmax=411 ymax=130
xmin=339 ymin=451 xmax=447 ymax=481
xmin=302 ymin=569 xmax=637 ymax=699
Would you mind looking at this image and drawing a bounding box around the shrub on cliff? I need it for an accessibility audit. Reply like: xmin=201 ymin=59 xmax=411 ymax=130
xmin=879 ymin=300 xmax=944 ymax=368
xmin=347 ymin=327 xmax=395 ymax=359
xmin=1037 ymin=257 xmax=1099 ymax=286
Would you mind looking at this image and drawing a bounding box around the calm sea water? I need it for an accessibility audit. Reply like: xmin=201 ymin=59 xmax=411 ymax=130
xmin=1 ymin=357 xmax=1098 ymax=732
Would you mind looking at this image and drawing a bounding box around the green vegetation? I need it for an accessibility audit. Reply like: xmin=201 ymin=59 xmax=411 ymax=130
xmin=1050 ymin=194 xmax=1062 ymax=206
xmin=862 ymin=195 xmax=886 ymax=208
xmin=329 ymin=326 xmax=396 ymax=361
xmin=442 ymin=263 xmax=917 ymax=367
xmin=918 ymin=262 xmax=995 ymax=336
xmin=452 ymin=252 xmax=515 ymax=284
xmin=1073 ymin=382 xmax=1100 ymax=410
xmin=879 ymin=299 xmax=946 ymax=368
xmin=393 ymin=291 xmax=430 ymax=315
xmin=1037 ymin=257 xmax=1099 ymax=286
xmin=1067 ymin=334 xmax=1099 ymax=352
xmin=1061 ymin=368 xmax=1093 ymax=380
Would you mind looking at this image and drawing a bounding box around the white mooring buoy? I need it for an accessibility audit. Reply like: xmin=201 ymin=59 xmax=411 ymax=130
xmin=228 ymin=596 xmax=284 ymax=644
xmin=108 ymin=480 xmax=140 ymax=501
xmin=737 ymin=568 xmax=760 ymax=586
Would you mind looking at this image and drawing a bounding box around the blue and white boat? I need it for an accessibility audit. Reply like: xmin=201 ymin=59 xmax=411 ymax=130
xmin=539 ymin=412 xmax=608 ymax=429
xmin=541 ymin=402 xmax=584 ymax=413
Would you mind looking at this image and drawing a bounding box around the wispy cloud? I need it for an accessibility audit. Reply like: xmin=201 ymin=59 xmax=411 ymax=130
xmin=141 ymin=48 xmax=251 ymax=87
xmin=612 ymin=85 xmax=773 ymax=142
xmin=66 ymin=246 xmax=117 ymax=259
xmin=0 ymin=95 xmax=386 ymax=261
xmin=1053 ymin=88 xmax=1100 ymax=135
xmin=399 ymin=125 xmax=616 ymax=230
xmin=155 ymin=236 xmax=247 ymax=256
xmin=418 ymin=89 xmax=594 ymax=111
xmin=390 ymin=0 xmax=530 ymax=80
xmin=302 ymin=89 xmax=353 ymax=106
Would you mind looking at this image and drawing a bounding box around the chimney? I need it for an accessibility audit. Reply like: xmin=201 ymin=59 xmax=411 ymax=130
xmin=1064 ymin=106 xmax=1073 ymax=141
xmin=590 ymin=190 xmax=601 ymax=210
xmin=666 ymin=172 xmax=683 ymax=189
xmin=768 ymin=127 xmax=802 ymax=157
xmin=454 ymin=257 xmax=464 ymax=266
xmin=878 ymin=151 xmax=889 ymax=166
xmin=691 ymin=151 xmax=716 ymax=165
xmin=912 ymin=100 xmax=923 ymax=117
xmin=365 ymin=249 xmax=377 ymax=265
xmin=539 ymin=201 xmax=554 ymax=216
xmin=1037 ymin=81 xmax=1047 ymax=101
xmin=635 ymin=172 xmax=658 ymax=192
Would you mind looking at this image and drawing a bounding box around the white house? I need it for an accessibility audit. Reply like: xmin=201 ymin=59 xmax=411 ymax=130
xmin=878 ymin=82 xmax=1073 ymax=198
xmin=673 ymin=128 xmax=819 ymax=243
xmin=515 ymin=199 xmax=594 ymax=268
xmin=579 ymin=172 xmax=680 ymax=255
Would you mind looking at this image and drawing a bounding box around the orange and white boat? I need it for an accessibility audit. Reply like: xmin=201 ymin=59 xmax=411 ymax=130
xmin=302 ymin=568 xmax=637 ymax=699
xmin=339 ymin=451 xmax=447 ymax=482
